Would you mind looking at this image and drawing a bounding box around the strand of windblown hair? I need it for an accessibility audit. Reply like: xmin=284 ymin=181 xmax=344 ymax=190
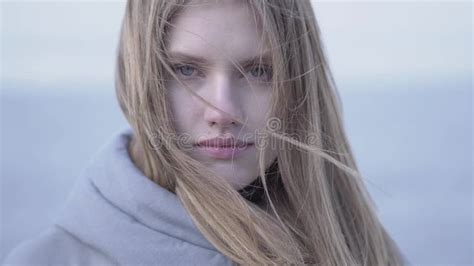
xmin=267 ymin=130 xmax=392 ymax=197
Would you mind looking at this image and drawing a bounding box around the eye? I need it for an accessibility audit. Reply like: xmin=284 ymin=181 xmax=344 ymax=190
xmin=174 ymin=64 xmax=197 ymax=77
xmin=248 ymin=65 xmax=272 ymax=81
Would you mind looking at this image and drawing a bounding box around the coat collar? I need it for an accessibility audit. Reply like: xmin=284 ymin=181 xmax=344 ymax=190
xmin=54 ymin=127 xmax=222 ymax=264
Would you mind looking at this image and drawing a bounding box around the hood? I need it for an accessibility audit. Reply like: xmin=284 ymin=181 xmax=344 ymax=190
xmin=53 ymin=127 xmax=229 ymax=265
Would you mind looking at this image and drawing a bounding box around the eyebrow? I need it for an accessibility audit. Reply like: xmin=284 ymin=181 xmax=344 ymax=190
xmin=167 ymin=51 xmax=272 ymax=67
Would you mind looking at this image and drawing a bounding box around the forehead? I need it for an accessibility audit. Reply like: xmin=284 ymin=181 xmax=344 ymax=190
xmin=166 ymin=0 xmax=269 ymax=63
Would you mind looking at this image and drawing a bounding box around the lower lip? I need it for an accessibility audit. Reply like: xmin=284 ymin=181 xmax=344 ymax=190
xmin=195 ymin=144 xmax=253 ymax=160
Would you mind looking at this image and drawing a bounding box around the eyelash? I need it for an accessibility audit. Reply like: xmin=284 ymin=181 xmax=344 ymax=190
xmin=172 ymin=64 xmax=273 ymax=81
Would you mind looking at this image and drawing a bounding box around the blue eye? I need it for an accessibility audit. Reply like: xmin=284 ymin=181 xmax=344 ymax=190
xmin=175 ymin=65 xmax=196 ymax=76
xmin=249 ymin=65 xmax=272 ymax=80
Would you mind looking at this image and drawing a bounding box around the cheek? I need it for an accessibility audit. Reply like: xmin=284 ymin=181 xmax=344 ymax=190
xmin=167 ymin=86 xmax=199 ymax=133
xmin=245 ymin=90 xmax=277 ymax=160
xmin=245 ymin=89 xmax=273 ymax=128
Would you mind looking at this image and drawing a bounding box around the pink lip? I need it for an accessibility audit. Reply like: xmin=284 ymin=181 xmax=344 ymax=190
xmin=196 ymin=137 xmax=250 ymax=148
xmin=195 ymin=136 xmax=254 ymax=160
xmin=195 ymin=143 xmax=254 ymax=160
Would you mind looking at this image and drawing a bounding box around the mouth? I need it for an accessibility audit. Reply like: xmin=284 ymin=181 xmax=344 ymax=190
xmin=195 ymin=137 xmax=253 ymax=148
xmin=194 ymin=141 xmax=254 ymax=160
xmin=195 ymin=143 xmax=251 ymax=149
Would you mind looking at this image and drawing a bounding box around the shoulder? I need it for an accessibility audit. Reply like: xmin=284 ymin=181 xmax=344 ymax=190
xmin=3 ymin=225 xmax=116 ymax=266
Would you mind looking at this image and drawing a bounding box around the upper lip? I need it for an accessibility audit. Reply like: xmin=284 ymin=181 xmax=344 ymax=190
xmin=196 ymin=137 xmax=252 ymax=148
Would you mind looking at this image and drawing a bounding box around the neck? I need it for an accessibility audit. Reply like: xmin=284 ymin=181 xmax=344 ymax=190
xmin=128 ymin=135 xmax=148 ymax=175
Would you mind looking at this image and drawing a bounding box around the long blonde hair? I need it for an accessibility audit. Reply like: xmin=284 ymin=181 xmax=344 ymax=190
xmin=115 ymin=0 xmax=407 ymax=264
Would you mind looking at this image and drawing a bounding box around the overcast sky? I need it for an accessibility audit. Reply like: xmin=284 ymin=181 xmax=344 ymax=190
xmin=2 ymin=1 xmax=472 ymax=92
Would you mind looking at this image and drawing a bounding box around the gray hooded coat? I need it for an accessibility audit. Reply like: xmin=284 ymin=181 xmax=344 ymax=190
xmin=3 ymin=127 xmax=234 ymax=266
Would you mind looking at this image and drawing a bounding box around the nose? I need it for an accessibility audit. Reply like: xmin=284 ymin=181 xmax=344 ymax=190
xmin=203 ymin=74 xmax=244 ymax=129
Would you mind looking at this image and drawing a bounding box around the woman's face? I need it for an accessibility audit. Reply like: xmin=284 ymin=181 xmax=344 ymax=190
xmin=165 ymin=0 xmax=277 ymax=190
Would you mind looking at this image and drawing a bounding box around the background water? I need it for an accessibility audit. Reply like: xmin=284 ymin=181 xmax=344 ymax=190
xmin=1 ymin=1 xmax=472 ymax=265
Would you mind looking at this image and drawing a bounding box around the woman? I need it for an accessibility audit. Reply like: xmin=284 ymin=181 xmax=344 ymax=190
xmin=4 ymin=0 xmax=407 ymax=265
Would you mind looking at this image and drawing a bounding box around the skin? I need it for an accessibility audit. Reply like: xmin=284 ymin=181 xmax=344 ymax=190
xmin=131 ymin=0 xmax=278 ymax=191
